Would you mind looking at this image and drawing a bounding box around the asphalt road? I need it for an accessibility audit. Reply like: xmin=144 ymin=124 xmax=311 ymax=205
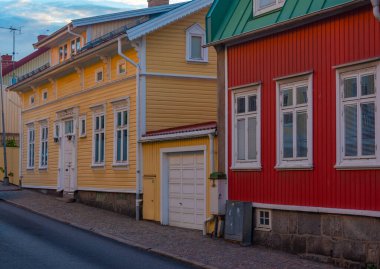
xmin=0 ymin=201 xmax=196 ymax=269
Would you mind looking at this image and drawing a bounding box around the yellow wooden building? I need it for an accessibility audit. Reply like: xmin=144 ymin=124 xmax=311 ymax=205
xmin=9 ymin=0 xmax=220 ymax=232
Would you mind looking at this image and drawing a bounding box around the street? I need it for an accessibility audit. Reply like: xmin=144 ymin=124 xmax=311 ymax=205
xmin=0 ymin=201 xmax=195 ymax=269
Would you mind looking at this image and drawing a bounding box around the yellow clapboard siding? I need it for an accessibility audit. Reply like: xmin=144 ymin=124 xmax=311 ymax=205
xmin=142 ymin=137 xmax=218 ymax=221
xmin=146 ymin=7 xmax=217 ymax=76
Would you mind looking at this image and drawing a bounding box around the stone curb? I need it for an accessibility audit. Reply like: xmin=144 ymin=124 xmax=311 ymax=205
xmin=0 ymin=198 xmax=217 ymax=269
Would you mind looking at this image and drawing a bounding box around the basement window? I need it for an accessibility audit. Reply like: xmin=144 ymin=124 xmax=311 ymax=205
xmin=256 ymin=209 xmax=272 ymax=231
xmin=254 ymin=0 xmax=285 ymax=16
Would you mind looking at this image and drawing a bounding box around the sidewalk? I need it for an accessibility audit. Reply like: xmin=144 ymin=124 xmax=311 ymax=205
xmin=0 ymin=182 xmax=21 ymax=191
xmin=0 ymin=189 xmax=336 ymax=269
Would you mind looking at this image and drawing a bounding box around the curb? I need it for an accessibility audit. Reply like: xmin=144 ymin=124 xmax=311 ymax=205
xmin=0 ymin=198 xmax=218 ymax=269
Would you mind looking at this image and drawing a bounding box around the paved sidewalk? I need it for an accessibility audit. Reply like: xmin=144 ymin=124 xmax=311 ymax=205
xmin=0 ymin=190 xmax=336 ymax=269
xmin=0 ymin=182 xmax=21 ymax=191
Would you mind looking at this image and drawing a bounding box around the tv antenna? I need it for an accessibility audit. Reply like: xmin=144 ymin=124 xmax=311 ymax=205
xmin=0 ymin=26 xmax=22 ymax=83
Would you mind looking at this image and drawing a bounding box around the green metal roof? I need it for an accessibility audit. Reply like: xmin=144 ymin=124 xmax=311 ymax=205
xmin=206 ymin=0 xmax=357 ymax=44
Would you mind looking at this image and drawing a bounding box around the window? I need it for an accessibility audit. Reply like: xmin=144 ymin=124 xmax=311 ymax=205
xmin=27 ymin=126 xmax=35 ymax=169
xmin=93 ymin=113 xmax=105 ymax=166
xmin=53 ymin=122 xmax=61 ymax=142
xmin=117 ymin=60 xmax=127 ymax=75
xmin=30 ymin=95 xmax=35 ymax=105
xmin=186 ymin=24 xmax=208 ymax=62
xmin=63 ymin=44 xmax=68 ymax=59
xmin=114 ymin=108 xmax=129 ymax=165
xmin=40 ymin=125 xmax=48 ymax=169
xmin=95 ymin=68 xmax=103 ymax=82
xmin=64 ymin=120 xmax=74 ymax=135
xmin=255 ymin=209 xmax=272 ymax=231
xmin=254 ymin=0 xmax=285 ymax=16
xmin=336 ymin=63 xmax=380 ymax=169
xmin=232 ymin=87 xmax=261 ymax=169
xmin=276 ymin=74 xmax=313 ymax=169
xmin=79 ymin=116 xmax=86 ymax=138
xmin=71 ymin=37 xmax=81 ymax=55
xmin=59 ymin=46 xmax=63 ymax=62
xmin=42 ymin=90 xmax=48 ymax=102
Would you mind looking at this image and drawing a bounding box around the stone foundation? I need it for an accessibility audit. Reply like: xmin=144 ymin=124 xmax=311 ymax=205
xmin=75 ymin=191 xmax=141 ymax=218
xmin=253 ymin=209 xmax=380 ymax=268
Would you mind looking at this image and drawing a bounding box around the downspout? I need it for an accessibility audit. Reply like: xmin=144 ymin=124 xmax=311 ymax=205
xmin=67 ymin=25 xmax=85 ymax=47
xmin=117 ymin=37 xmax=142 ymax=221
xmin=372 ymin=0 xmax=380 ymax=21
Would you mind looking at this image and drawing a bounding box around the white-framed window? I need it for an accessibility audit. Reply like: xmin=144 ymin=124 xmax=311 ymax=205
xmin=95 ymin=68 xmax=103 ymax=83
xmin=27 ymin=125 xmax=35 ymax=169
xmin=336 ymin=62 xmax=380 ymax=169
xmin=63 ymin=44 xmax=68 ymax=59
xmin=232 ymin=86 xmax=261 ymax=170
xmin=276 ymin=74 xmax=313 ymax=169
xmin=53 ymin=122 xmax=61 ymax=141
xmin=59 ymin=46 xmax=64 ymax=62
xmin=113 ymin=108 xmax=129 ymax=166
xmin=71 ymin=37 xmax=81 ymax=56
xmin=39 ymin=124 xmax=48 ymax=169
xmin=42 ymin=90 xmax=48 ymax=102
xmin=117 ymin=60 xmax=127 ymax=75
xmin=30 ymin=95 xmax=35 ymax=105
xmin=255 ymin=209 xmax=272 ymax=231
xmin=64 ymin=119 xmax=74 ymax=136
xmin=79 ymin=116 xmax=87 ymax=138
xmin=93 ymin=112 xmax=105 ymax=166
xmin=186 ymin=23 xmax=208 ymax=63
xmin=254 ymin=0 xmax=285 ymax=16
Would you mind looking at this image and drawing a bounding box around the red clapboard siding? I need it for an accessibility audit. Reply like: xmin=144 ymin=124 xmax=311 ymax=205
xmin=227 ymin=6 xmax=380 ymax=211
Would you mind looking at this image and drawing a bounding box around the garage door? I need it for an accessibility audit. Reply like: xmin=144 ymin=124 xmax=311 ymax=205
xmin=168 ymin=152 xmax=205 ymax=230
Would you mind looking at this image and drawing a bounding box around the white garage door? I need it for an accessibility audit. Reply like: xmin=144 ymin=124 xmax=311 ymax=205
xmin=168 ymin=151 xmax=205 ymax=230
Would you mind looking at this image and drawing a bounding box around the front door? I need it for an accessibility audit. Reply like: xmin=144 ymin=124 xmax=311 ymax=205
xmin=59 ymin=119 xmax=77 ymax=192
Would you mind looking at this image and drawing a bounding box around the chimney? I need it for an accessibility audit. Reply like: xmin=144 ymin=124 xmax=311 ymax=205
xmin=37 ymin=35 xmax=48 ymax=42
xmin=1 ymin=54 xmax=13 ymax=70
xmin=147 ymin=0 xmax=169 ymax=8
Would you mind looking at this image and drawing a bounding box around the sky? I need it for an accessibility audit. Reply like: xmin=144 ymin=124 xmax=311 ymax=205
xmin=0 ymin=0 xmax=187 ymax=60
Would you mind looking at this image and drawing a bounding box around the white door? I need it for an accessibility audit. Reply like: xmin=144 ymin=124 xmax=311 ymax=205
xmin=62 ymin=137 xmax=75 ymax=192
xmin=168 ymin=152 xmax=205 ymax=230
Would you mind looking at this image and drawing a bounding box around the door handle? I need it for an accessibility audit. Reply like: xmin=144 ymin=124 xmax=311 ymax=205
xmin=179 ymin=202 xmax=183 ymax=206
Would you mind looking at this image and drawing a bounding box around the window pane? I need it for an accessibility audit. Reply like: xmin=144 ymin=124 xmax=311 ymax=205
xmin=101 ymin=115 xmax=105 ymax=129
xmin=97 ymin=71 xmax=103 ymax=81
xmin=296 ymin=86 xmax=308 ymax=105
xmin=283 ymin=113 xmax=293 ymax=158
xmin=191 ymin=36 xmax=202 ymax=59
xmin=117 ymin=112 xmax=122 ymax=127
xmin=100 ymin=133 xmax=105 ymax=162
xmin=361 ymin=103 xmax=375 ymax=156
xmin=296 ymin=112 xmax=307 ymax=158
xmin=344 ymin=105 xmax=358 ymax=157
xmin=123 ymin=130 xmax=128 ymax=161
xmin=123 ymin=111 xmax=128 ymax=126
xmin=282 ymin=89 xmax=293 ymax=107
xmin=248 ymin=95 xmax=257 ymax=112
xmin=71 ymin=40 xmax=75 ymax=52
xmin=81 ymin=120 xmax=86 ymax=135
xmin=96 ymin=117 xmax=99 ymax=130
xmin=361 ymin=74 xmax=375 ymax=96
xmin=258 ymin=0 xmax=276 ymax=9
xmin=344 ymin=77 xmax=357 ymax=98
xmin=76 ymin=38 xmax=81 ymax=51
xmin=237 ymin=119 xmax=245 ymax=160
xmin=119 ymin=63 xmax=126 ymax=74
xmin=95 ymin=134 xmax=99 ymax=162
xmin=117 ymin=130 xmax=121 ymax=161
xmin=248 ymin=117 xmax=257 ymax=160
xmin=237 ymin=97 xmax=245 ymax=114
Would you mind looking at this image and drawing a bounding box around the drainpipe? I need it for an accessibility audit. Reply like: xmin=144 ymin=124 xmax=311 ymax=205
xmin=372 ymin=0 xmax=380 ymax=20
xmin=117 ymin=37 xmax=142 ymax=221
xmin=67 ymin=25 xmax=85 ymax=47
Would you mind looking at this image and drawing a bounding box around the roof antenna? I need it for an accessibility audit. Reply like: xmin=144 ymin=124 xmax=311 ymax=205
xmin=0 ymin=26 xmax=22 ymax=84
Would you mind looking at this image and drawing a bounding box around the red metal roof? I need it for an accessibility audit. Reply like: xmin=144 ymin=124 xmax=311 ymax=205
xmin=144 ymin=122 xmax=217 ymax=137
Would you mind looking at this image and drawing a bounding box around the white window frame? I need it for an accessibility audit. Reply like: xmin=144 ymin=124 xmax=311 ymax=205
xmin=186 ymin=23 xmax=208 ymax=63
xmin=276 ymin=74 xmax=313 ymax=170
xmin=255 ymin=209 xmax=272 ymax=231
xmin=92 ymin=111 xmax=106 ymax=166
xmin=254 ymin=0 xmax=285 ymax=16
xmin=39 ymin=124 xmax=48 ymax=169
xmin=53 ymin=122 xmax=61 ymax=141
xmin=79 ymin=115 xmax=87 ymax=138
xmin=117 ymin=59 xmax=127 ymax=75
xmin=70 ymin=37 xmax=81 ymax=56
xmin=27 ymin=125 xmax=35 ymax=169
xmin=336 ymin=61 xmax=380 ymax=169
xmin=95 ymin=67 xmax=104 ymax=83
xmin=231 ymin=86 xmax=261 ymax=170
xmin=113 ymin=107 xmax=129 ymax=166
xmin=42 ymin=89 xmax=48 ymax=103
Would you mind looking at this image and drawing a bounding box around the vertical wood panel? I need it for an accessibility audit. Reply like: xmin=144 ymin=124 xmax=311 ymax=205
xmin=227 ymin=6 xmax=380 ymax=211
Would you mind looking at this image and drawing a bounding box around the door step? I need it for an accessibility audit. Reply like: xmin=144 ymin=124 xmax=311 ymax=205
xmin=56 ymin=192 xmax=76 ymax=203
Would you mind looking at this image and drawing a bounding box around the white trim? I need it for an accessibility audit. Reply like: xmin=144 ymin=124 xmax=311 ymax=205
xmin=77 ymin=187 xmax=136 ymax=194
xmin=275 ymin=73 xmax=313 ymax=169
xmin=95 ymin=67 xmax=104 ymax=83
xmin=225 ymin=47 xmax=229 ymax=198
xmin=231 ymin=85 xmax=261 ymax=170
xmin=126 ymin=0 xmax=213 ymax=41
xmin=92 ymin=110 xmax=106 ymax=166
xmin=335 ymin=61 xmax=380 ymax=169
xmin=39 ymin=123 xmax=49 ymax=169
xmin=255 ymin=209 xmax=272 ymax=231
xmin=140 ymin=129 xmax=216 ymax=143
xmin=186 ymin=23 xmax=208 ymax=63
xmin=22 ymin=185 xmax=56 ymax=190
xmin=26 ymin=125 xmax=35 ymax=169
xmin=113 ymin=105 xmax=130 ymax=166
xmin=140 ymin=72 xmax=216 ymax=80
xmin=252 ymin=202 xmax=380 ymax=218
xmin=253 ymin=0 xmax=285 ymax=16
xmin=160 ymin=146 xmax=207 ymax=231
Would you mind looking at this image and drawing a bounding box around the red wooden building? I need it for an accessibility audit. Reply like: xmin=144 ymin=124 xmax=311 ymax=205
xmin=207 ymin=0 xmax=380 ymax=266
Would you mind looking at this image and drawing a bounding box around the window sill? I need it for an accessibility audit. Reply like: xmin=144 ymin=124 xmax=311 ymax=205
xmin=79 ymin=135 xmax=87 ymax=139
xmin=275 ymin=164 xmax=313 ymax=171
xmin=255 ymin=227 xmax=271 ymax=232
xmin=112 ymin=163 xmax=129 ymax=170
xmin=26 ymin=168 xmax=35 ymax=171
xmin=91 ymin=164 xmax=105 ymax=169
xmin=186 ymin=59 xmax=208 ymax=64
xmin=39 ymin=167 xmax=48 ymax=171
xmin=231 ymin=165 xmax=262 ymax=172
xmin=335 ymin=162 xmax=380 ymax=170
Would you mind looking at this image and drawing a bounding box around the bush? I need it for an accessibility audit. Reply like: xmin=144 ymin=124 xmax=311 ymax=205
xmin=6 ymin=139 xmax=18 ymax=147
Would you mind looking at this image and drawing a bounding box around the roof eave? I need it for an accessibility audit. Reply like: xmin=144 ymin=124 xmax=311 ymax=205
xmin=207 ymin=0 xmax=368 ymax=48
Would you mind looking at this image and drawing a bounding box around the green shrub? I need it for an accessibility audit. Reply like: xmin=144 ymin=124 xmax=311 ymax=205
xmin=5 ymin=139 xmax=18 ymax=147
